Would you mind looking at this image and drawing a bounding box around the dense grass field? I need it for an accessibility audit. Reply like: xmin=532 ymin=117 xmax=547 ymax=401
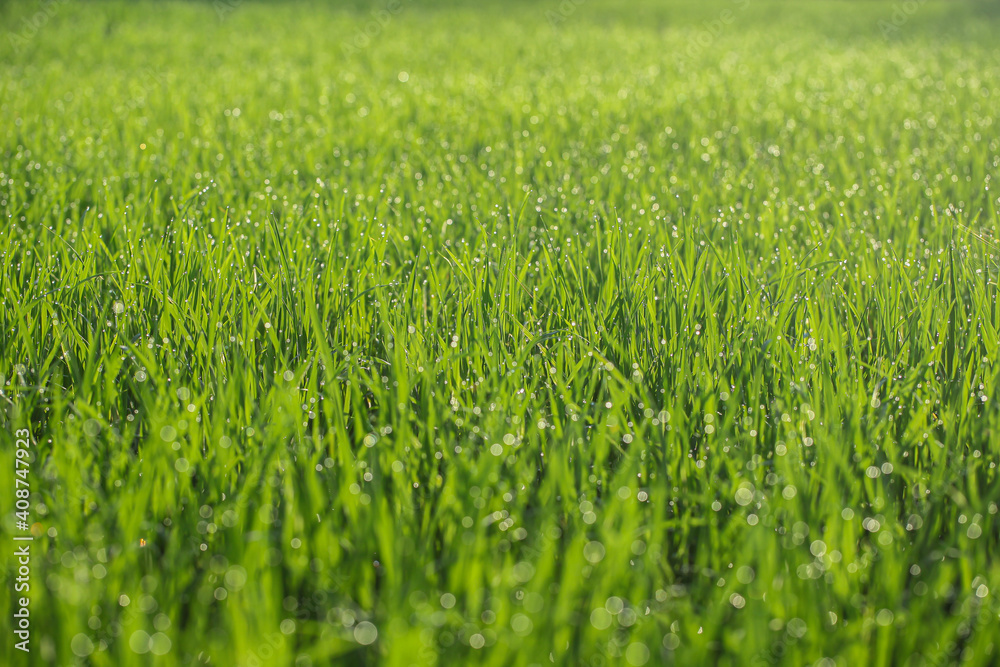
xmin=2 ymin=0 xmax=1000 ymax=664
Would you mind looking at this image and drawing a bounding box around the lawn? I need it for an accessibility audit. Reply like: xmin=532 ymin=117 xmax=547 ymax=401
xmin=2 ymin=0 xmax=1000 ymax=664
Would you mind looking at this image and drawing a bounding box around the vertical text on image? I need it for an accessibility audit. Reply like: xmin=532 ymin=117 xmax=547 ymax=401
xmin=12 ymin=427 xmax=34 ymax=653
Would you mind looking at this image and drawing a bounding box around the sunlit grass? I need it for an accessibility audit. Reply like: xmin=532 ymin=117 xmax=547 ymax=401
xmin=2 ymin=0 xmax=1000 ymax=665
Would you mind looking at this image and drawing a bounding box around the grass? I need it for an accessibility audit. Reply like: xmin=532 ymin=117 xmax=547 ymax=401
xmin=2 ymin=0 xmax=1000 ymax=664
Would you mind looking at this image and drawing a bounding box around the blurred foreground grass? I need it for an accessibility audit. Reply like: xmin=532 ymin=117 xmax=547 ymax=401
xmin=2 ymin=0 xmax=1000 ymax=665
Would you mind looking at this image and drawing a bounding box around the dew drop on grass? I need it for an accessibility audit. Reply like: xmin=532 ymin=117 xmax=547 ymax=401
xmin=354 ymin=621 xmax=378 ymax=645
xmin=590 ymin=607 xmax=612 ymax=629
xmin=129 ymin=630 xmax=151 ymax=654
xmin=225 ymin=566 xmax=247 ymax=590
xmin=71 ymin=634 xmax=94 ymax=657
xmin=876 ymin=609 xmax=894 ymax=626
xmin=512 ymin=561 xmax=534 ymax=583
xmin=786 ymin=618 xmax=808 ymax=638
xmin=583 ymin=541 xmax=605 ymax=563
xmin=625 ymin=642 xmax=650 ymax=666
xmin=510 ymin=613 xmax=532 ymax=635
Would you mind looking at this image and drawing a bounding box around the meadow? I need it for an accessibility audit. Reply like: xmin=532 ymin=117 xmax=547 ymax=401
xmin=2 ymin=0 xmax=1000 ymax=664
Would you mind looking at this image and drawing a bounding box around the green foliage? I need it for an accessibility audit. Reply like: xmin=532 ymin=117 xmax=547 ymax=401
xmin=2 ymin=1 xmax=1000 ymax=665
